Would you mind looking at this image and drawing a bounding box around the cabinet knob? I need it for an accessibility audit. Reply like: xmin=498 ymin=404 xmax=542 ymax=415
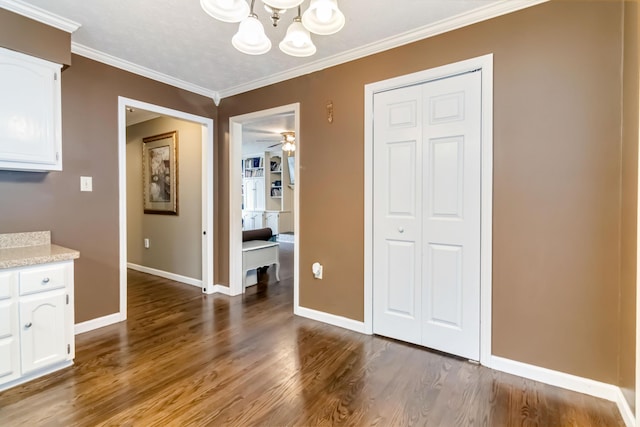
xmin=42 ymin=277 xmax=50 ymax=283
xmin=25 ymin=322 xmax=32 ymax=329
xmin=398 ymin=227 xmax=404 ymax=233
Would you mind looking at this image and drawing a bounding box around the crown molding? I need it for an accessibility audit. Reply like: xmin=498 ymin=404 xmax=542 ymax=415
xmin=0 ymin=0 xmax=80 ymax=32
xmin=217 ymin=0 xmax=548 ymax=99
xmin=71 ymin=43 xmax=220 ymax=105
xmin=30 ymin=0 xmax=547 ymax=103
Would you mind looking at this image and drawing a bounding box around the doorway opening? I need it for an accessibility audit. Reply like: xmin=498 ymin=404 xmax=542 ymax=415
xmin=363 ymin=55 xmax=493 ymax=365
xmin=228 ymin=103 xmax=300 ymax=302
xmin=117 ymin=97 xmax=214 ymax=321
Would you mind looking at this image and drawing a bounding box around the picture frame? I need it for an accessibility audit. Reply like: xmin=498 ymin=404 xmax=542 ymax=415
xmin=142 ymin=131 xmax=178 ymax=215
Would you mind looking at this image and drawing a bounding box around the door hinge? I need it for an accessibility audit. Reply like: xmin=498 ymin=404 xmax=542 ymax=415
xmin=56 ymin=152 xmax=60 ymax=161
xmin=66 ymin=294 xmax=69 ymax=304
xmin=67 ymin=344 xmax=71 ymax=354
xmin=54 ymin=72 xmax=58 ymax=81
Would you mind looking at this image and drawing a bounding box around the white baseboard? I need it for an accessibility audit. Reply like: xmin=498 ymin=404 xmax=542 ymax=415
xmin=490 ymin=356 xmax=635 ymax=427
xmin=615 ymin=387 xmax=636 ymax=427
xmin=75 ymin=312 xmax=123 ymax=335
xmin=127 ymin=263 xmax=202 ymax=288
xmin=295 ymin=306 xmax=368 ymax=334
xmin=212 ymin=284 xmax=232 ymax=295
xmin=490 ymin=356 xmax=618 ymax=401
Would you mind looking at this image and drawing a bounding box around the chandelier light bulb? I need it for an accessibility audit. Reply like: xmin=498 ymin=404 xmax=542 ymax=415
xmin=200 ymin=0 xmax=249 ymax=23
xmin=288 ymin=23 xmax=306 ymax=47
xmin=315 ymin=2 xmax=332 ymax=23
xmin=280 ymin=19 xmax=316 ymax=56
xmin=281 ymin=131 xmax=296 ymax=152
xmin=282 ymin=141 xmax=296 ymax=152
xmin=232 ymin=15 xmax=272 ymax=55
xmin=302 ymin=0 xmax=345 ymax=35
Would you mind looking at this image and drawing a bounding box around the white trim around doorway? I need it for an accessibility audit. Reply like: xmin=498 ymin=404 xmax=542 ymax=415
xmin=363 ymin=54 xmax=494 ymax=366
xmin=114 ymin=96 xmax=215 ymax=326
xmin=228 ymin=103 xmax=300 ymax=301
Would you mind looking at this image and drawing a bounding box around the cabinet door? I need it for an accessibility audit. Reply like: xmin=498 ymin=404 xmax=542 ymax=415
xmin=244 ymin=179 xmax=256 ymax=211
xmin=256 ymin=178 xmax=266 ymax=211
xmin=0 ymin=272 xmax=19 ymax=385
xmin=0 ymin=47 xmax=62 ymax=171
xmin=265 ymin=212 xmax=279 ymax=234
xmin=254 ymin=211 xmax=265 ymax=229
xmin=244 ymin=178 xmax=266 ymax=211
xmin=245 ymin=212 xmax=255 ymax=230
xmin=19 ymin=290 xmax=67 ymax=374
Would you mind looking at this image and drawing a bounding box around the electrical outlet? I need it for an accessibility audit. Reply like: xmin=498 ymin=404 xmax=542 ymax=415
xmin=80 ymin=176 xmax=93 ymax=192
xmin=312 ymin=262 xmax=323 ymax=279
xmin=144 ymin=238 xmax=149 ymax=249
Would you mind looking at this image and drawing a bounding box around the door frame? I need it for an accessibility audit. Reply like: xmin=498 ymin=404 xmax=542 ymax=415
xmin=363 ymin=54 xmax=493 ymax=365
xmin=117 ymin=96 xmax=215 ymax=320
xmin=228 ymin=103 xmax=300 ymax=297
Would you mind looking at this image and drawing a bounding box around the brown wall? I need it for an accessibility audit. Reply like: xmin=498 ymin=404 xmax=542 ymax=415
xmin=0 ymin=0 xmax=636 ymax=392
xmin=127 ymin=117 xmax=203 ymax=280
xmin=0 ymin=9 xmax=71 ymax=65
xmin=217 ymin=0 xmax=628 ymax=383
xmin=619 ymin=0 xmax=639 ymax=412
xmin=0 ymin=51 xmax=216 ymax=322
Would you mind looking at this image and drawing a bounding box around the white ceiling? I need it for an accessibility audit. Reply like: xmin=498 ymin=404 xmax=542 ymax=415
xmin=241 ymin=111 xmax=295 ymax=155
xmin=125 ymin=107 xmax=160 ymax=126
xmin=4 ymin=0 xmax=545 ymax=101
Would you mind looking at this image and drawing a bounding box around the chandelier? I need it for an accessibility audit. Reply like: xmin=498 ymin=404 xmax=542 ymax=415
xmin=200 ymin=0 xmax=345 ymax=57
xmin=281 ymin=131 xmax=296 ymax=152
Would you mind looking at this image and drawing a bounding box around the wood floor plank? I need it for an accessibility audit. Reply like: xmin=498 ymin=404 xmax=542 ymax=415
xmin=0 ymin=243 xmax=626 ymax=426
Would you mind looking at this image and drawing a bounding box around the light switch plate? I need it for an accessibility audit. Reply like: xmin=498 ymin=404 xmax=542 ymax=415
xmin=80 ymin=176 xmax=93 ymax=192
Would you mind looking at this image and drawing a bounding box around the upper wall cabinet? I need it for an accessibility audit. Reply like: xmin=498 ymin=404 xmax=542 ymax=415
xmin=0 ymin=47 xmax=62 ymax=172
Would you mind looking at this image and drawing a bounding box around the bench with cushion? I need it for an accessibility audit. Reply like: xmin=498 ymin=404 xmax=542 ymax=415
xmin=242 ymin=227 xmax=273 ymax=242
xmin=241 ymin=227 xmax=279 ymax=290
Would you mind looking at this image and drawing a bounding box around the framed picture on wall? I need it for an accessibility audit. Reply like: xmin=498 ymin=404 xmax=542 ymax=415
xmin=142 ymin=131 xmax=178 ymax=215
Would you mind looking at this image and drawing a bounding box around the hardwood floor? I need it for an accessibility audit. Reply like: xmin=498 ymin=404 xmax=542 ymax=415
xmin=0 ymin=242 xmax=624 ymax=426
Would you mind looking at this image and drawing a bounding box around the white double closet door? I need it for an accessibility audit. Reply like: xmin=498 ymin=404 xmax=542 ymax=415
xmin=373 ymin=70 xmax=481 ymax=361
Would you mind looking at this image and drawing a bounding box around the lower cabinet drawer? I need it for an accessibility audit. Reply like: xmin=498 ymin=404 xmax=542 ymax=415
xmin=19 ymin=264 xmax=66 ymax=296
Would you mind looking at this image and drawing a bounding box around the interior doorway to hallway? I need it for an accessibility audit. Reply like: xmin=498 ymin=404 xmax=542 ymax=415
xmin=228 ymin=103 xmax=300 ymax=306
xmin=117 ymin=97 xmax=214 ymax=322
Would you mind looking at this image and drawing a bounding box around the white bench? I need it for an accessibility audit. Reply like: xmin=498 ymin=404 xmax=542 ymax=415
xmin=242 ymin=240 xmax=280 ymax=291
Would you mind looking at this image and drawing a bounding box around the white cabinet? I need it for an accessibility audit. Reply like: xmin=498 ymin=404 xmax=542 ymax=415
xmin=243 ymin=210 xmax=264 ymax=231
xmin=20 ymin=291 xmax=67 ymax=374
xmin=0 ymin=272 xmax=19 ymax=385
xmin=242 ymin=152 xmax=294 ymax=234
xmin=0 ymin=47 xmax=62 ymax=172
xmin=264 ymin=211 xmax=280 ymax=235
xmin=0 ymin=261 xmax=74 ymax=391
xmin=264 ymin=211 xmax=293 ymax=235
xmin=244 ymin=177 xmax=265 ymax=211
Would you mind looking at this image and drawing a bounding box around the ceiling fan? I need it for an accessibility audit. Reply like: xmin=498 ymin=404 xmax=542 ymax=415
xmin=252 ymin=138 xmax=281 ymax=148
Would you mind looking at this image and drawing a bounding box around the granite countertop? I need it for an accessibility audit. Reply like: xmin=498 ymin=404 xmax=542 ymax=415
xmin=0 ymin=231 xmax=80 ymax=269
